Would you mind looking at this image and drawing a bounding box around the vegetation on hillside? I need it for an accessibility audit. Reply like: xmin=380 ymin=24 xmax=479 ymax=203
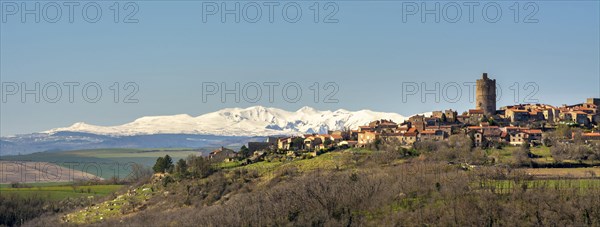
xmin=19 ymin=139 xmax=600 ymax=226
xmin=4 ymin=133 xmax=600 ymax=226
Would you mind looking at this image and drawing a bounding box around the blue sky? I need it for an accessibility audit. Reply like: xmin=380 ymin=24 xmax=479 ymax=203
xmin=1 ymin=1 xmax=599 ymax=135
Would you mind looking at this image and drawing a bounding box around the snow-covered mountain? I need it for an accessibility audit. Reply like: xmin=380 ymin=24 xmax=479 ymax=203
xmin=46 ymin=106 xmax=422 ymax=137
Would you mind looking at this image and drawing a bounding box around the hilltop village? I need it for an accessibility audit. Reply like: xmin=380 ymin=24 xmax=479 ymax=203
xmin=209 ymin=73 xmax=600 ymax=163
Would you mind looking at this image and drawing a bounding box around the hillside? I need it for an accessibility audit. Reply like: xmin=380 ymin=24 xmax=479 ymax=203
xmin=22 ymin=148 xmax=600 ymax=226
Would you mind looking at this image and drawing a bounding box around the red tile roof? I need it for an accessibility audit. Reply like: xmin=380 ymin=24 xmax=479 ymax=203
xmin=469 ymin=109 xmax=485 ymax=114
xmin=420 ymin=130 xmax=438 ymax=135
xmin=403 ymin=132 xmax=417 ymax=136
xmin=582 ymin=133 xmax=600 ymax=137
xmin=524 ymin=129 xmax=543 ymax=134
xmin=511 ymin=109 xmax=529 ymax=113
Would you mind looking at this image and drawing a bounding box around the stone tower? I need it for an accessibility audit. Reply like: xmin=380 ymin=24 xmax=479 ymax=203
xmin=476 ymin=73 xmax=496 ymax=116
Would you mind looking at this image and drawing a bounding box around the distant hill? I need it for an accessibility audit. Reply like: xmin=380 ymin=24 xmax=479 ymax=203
xmin=0 ymin=133 xmax=264 ymax=156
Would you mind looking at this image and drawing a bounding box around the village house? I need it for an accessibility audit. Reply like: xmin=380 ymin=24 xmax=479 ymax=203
xmin=358 ymin=126 xmax=374 ymax=132
xmin=318 ymin=134 xmax=334 ymax=149
xmin=529 ymin=111 xmax=545 ymax=121
xmin=418 ymin=129 xmax=445 ymax=141
xmin=409 ymin=115 xmax=426 ymax=132
xmin=380 ymin=132 xmax=403 ymax=143
xmin=509 ymin=131 xmax=530 ymax=146
xmin=248 ymin=137 xmax=278 ymax=152
xmin=445 ymin=109 xmax=458 ymax=123
xmin=303 ymin=136 xmax=319 ymax=151
xmin=330 ymin=134 xmax=344 ymax=144
xmin=440 ymin=125 xmax=458 ymax=135
xmin=369 ymin=119 xmax=398 ymax=133
xmin=560 ymin=111 xmax=573 ymax=122
xmin=303 ymin=134 xmax=334 ymax=151
xmin=337 ymin=140 xmax=358 ymax=148
xmin=424 ymin=117 xmax=441 ymax=127
xmin=209 ymin=147 xmax=237 ymax=162
xmin=505 ymin=108 xmax=530 ymax=123
xmin=277 ymin=137 xmax=293 ymax=150
xmin=463 ymin=109 xmax=485 ymax=125
xmin=581 ymin=132 xmax=600 ymax=142
xmin=504 ymin=128 xmax=542 ymax=146
xmin=456 ymin=114 xmax=469 ymax=124
xmin=543 ymin=108 xmax=560 ymax=123
xmin=522 ymin=129 xmax=543 ymax=143
xmin=571 ymin=111 xmax=590 ymax=126
xmin=330 ymin=130 xmax=351 ymax=140
xmin=483 ymin=128 xmax=506 ymax=144
xmin=468 ymin=126 xmax=505 ymax=146
xmin=248 ymin=142 xmax=270 ymax=152
xmin=358 ymin=131 xmax=379 ymax=147
xmin=396 ymin=126 xmax=409 ymax=133
xmin=350 ymin=130 xmax=360 ymax=140
xmin=401 ymin=131 xmax=418 ymax=145
xmin=431 ymin=111 xmax=445 ymax=121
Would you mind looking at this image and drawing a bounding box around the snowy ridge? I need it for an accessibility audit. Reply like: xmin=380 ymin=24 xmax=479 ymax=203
xmin=45 ymin=106 xmax=428 ymax=137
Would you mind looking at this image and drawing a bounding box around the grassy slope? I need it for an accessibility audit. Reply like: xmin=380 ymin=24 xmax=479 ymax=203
xmin=486 ymin=145 xmax=600 ymax=166
xmin=63 ymin=184 xmax=153 ymax=224
xmin=0 ymin=184 xmax=123 ymax=201
xmin=57 ymin=148 xmax=600 ymax=225
xmin=61 ymin=151 xmax=366 ymax=224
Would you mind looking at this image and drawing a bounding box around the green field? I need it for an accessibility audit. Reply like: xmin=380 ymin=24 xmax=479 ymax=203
xmin=0 ymin=148 xmax=211 ymax=180
xmin=0 ymin=182 xmax=73 ymax=188
xmin=477 ymin=179 xmax=600 ymax=194
xmin=530 ymin=146 xmax=555 ymax=163
xmin=486 ymin=145 xmax=596 ymax=165
xmin=0 ymin=184 xmax=124 ymax=201
xmin=237 ymin=150 xmax=368 ymax=179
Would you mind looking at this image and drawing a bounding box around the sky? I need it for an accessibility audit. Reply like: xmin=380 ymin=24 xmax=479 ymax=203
xmin=1 ymin=0 xmax=599 ymax=136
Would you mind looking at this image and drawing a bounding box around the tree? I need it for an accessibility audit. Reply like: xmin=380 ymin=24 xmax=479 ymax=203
xmin=440 ymin=114 xmax=447 ymax=123
xmin=369 ymin=138 xmax=382 ymax=151
xmin=152 ymin=155 xmax=174 ymax=173
xmin=514 ymin=143 xmax=533 ymax=167
xmin=186 ymin=155 xmax=215 ymax=178
xmin=239 ymin=145 xmax=251 ymax=158
xmin=127 ymin=163 xmax=153 ymax=183
xmin=175 ymin=158 xmax=188 ymax=176
xmin=292 ymin=137 xmax=305 ymax=150
xmin=152 ymin=157 xmax=164 ymax=173
xmin=164 ymin=155 xmax=174 ymax=173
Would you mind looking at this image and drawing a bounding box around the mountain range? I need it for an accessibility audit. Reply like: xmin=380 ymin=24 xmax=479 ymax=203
xmin=1 ymin=106 xmax=425 ymax=155
xmin=45 ymin=106 xmax=415 ymax=136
